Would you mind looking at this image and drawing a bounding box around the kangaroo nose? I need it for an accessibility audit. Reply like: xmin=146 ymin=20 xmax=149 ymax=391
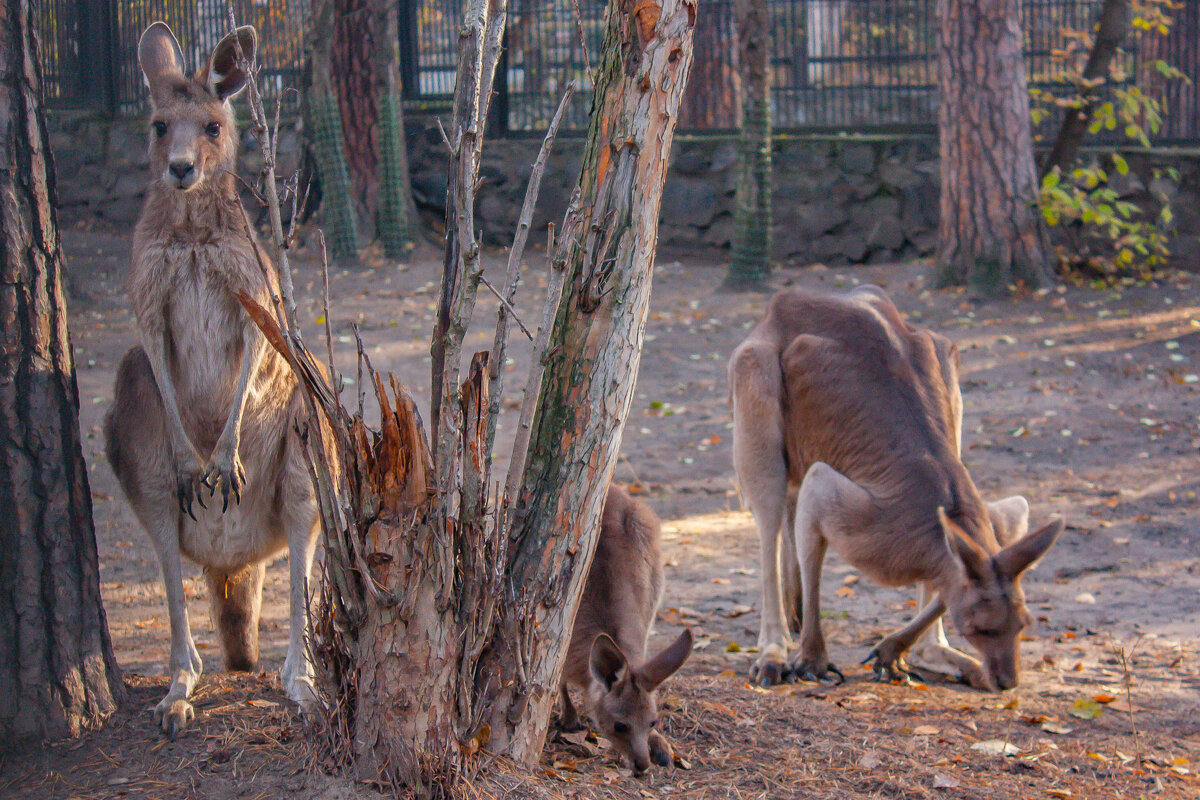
xmin=169 ymin=161 xmax=194 ymax=180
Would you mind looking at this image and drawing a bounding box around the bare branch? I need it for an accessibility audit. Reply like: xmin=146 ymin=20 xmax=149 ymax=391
xmin=485 ymin=82 xmax=577 ymax=456
xmin=478 ymin=275 xmax=532 ymax=341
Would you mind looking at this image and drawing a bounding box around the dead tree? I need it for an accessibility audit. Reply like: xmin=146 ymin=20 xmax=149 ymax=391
xmin=935 ymin=0 xmax=1054 ymax=290
xmin=233 ymin=0 xmax=696 ymax=792
xmin=0 ymin=0 xmax=124 ymax=740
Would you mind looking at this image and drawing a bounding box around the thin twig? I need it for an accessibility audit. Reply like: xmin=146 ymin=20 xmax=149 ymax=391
xmin=478 ymin=276 xmax=532 ymax=340
xmin=484 ymin=82 xmax=577 ymax=456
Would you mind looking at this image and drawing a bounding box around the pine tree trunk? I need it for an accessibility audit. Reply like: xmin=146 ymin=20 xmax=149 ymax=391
xmin=935 ymin=0 xmax=1054 ymax=290
xmin=477 ymin=0 xmax=697 ymax=762
xmin=726 ymin=0 xmax=772 ymax=290
xmin=304 ymin=0 xmax=360 ymax=262
xmin=0 ymin=0 xmax=123 ymax=741
xmin=332 ymin=0 xmax=414 ymax=256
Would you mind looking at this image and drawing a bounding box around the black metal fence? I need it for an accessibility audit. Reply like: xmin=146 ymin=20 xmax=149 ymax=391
xmin=38 ymin=0 xmax=1200 ymax=143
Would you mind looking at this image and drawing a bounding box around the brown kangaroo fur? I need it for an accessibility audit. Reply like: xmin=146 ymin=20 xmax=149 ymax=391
xmin=560 ymin=485 xmax=693 ymax=775
xmin=730 ymin=286 xmax=1062 ymax=691
xmin=103 ymin=22 xmax=326 ymax=738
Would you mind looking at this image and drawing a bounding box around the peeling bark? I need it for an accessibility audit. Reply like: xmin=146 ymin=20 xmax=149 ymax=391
xmin=934 ymin=0 xmax=1054 ymax=290
xmin=0 ymin=0 xmax=124 ymax=741
xmin=476 ymin=0 xmax=697 ymax=763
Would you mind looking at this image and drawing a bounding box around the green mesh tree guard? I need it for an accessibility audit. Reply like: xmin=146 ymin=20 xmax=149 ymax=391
xmin=728 ymin=91 xmax=772 ymax=289
xmin=376 ymin=87 xmax=412 ymax=260
xmin=307 ymin=91 xmax=359 ymax=261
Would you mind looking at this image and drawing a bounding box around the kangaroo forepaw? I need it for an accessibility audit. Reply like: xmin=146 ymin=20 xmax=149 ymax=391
xmin=649 ymin=730 xmax=673 ymax=768
xmin=791 ymin=657 xmax=845 ymax=685
xmin=154 ymin=697 xmax=195 ymax=740
xmin=749 ymin=644 xmax=790 ymax=687
xmin=862 ymin=647 xmax=922 ymax=685
xmin=175 ymin=474 xmax=206 ymax=520
xmin=203 ymin=450 xmax=245 ymax=512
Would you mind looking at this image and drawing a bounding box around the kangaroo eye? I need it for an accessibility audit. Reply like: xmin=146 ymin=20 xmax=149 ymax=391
xmin=649 ymin=719 xmax=658 ymax=728
xmin=152 ymin=121 xmax=167 ymax=138
xmin=612 ymin=721 xmax=630 ymax=735
xmin=205 ymin=122 xmax=221 ymax=138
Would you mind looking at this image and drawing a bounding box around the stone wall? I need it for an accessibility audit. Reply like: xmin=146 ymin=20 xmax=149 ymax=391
xmin=407 ymin=122 xmax=943 ymax=265
xmin=48 ymin=109 xmax=1199 ymax=269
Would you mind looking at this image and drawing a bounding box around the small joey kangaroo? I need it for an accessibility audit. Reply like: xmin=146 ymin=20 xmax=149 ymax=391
xmin=559 ymin=484 xmax=693 ymax=775
xmin=104 ymin=22 xmax=327 ymax=738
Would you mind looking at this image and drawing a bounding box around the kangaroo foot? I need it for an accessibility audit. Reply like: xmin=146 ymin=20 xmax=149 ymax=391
xmin=912 ymin=642 xmax=991 ymax=690
xmin=790 ymin=655 xmax=845 ymax=685
xmin=749 ymin=643 xmax=790 ymax=687
xmin=154 ymin=696 xmax=195 ymax=740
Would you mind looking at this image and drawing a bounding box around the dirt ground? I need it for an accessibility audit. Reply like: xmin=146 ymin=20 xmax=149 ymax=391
xmin=2 ymin=226 xmax=1199 ymax=799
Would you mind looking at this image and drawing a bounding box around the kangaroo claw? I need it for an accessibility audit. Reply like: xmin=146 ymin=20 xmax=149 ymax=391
xmin=863 ymin=647 xmax=922 ymax=685
xmin=791 ymin=657 xmax=845 ymax=685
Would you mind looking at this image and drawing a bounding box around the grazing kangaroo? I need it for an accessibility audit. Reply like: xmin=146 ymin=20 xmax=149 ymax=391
xmin=104 ymin=22 xmax=325 ymax=738
xmin=559 ymin=485 xmax=693 ymax=775
xmin=729 ymin=285 xmax=1061 ymax=691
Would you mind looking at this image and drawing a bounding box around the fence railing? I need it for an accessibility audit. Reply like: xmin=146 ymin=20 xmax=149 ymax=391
xmin=38 ymin=0 xmax=1200 ymax=144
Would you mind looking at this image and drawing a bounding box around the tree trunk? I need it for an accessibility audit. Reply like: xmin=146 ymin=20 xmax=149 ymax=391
xmin=304 ymin=0 xmax=360 ymax=262
xmin=1040 ymin=0 xmax=1131 ymax=177
xmin=332 ymin=0 xmax=414 ymax=257
xmin=726 ymin=0 xmax=772 ymax=290
xmin=477 ymin=0 xmax=696 ymax=761
xmin=935 ymin=0 xmax=1053 ymax=290
xmin=291 ymin=0 xmax=695 ymax=787
xmin=680 ymin=0 xmax=738 ymax=129
xmin=0 ymin=0 xmax=123 ymax=741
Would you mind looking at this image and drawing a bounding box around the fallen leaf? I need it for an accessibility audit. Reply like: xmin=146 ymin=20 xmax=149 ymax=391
xmin=913 ymin=725 xmax=940 ymax=736
xmin=971 ymin=739 xmax=1020 ymax=756
xmin=860 ymin=752 xmax=882 ymax=769
xmin=1047 ymin=790 xmax=1072 ymax=798
xmin=933 ymin=773 xmax=960 ymax=789
xmin=1069 ymin=698 xmax=1104 ymax=720
xmin=1041 ymin=722 xmax=1074 ymax=735
xmin=835 ymin=586 xmax=856 ymax=598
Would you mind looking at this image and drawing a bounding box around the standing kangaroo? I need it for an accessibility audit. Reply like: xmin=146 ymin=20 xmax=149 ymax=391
xmin=559 ymin=485 xmax=693 ymax=775
xmin=104 ymin=22 xmax=324 ymax=738
xmin=730 ymin=286 xmax=1061 ymax=690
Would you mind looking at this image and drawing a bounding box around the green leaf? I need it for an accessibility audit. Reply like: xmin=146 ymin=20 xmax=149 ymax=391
xmin=1042 ymin=171 xmax=1060 ymax=190
xmin=1112 ymin=153 xmax=1129 ymax=176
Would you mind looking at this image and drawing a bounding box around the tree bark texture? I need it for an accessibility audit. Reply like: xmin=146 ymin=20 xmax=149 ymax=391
xmin=304 ymin=0 xmax=360 ymax=261
xmin=0 ymin=0 xmax=123 ymax=741
xmin=332 ymin=0 xmax=414 ymax=256
xmin=476 ymin=0 xmax=696 ymax=763
xmin=935 ymin=0 xmax=1054 ymax=290
xmin=726 ymin=0 xmax=771 ymax=289
xmin=680 ymin=0 xmax=738 ymax=129
xmin=1041 ymin=0 xmax=1131 ymax=177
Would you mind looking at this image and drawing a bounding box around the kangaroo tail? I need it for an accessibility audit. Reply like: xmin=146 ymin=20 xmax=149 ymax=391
xmin=204 ymin=562 xmax=265 ymax=672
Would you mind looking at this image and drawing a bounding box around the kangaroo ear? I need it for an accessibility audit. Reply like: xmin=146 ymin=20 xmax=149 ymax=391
xmin=589 ymin=634 xmax=628 ymax=691
xmin=994 ymin=518 xmax=1062 ymax=579
xmin=637 ymin=629 xmax=693 ymax=690
xmin=202 ymin=25 xmax=257 ymax=100
xmin=940 ymin=507 xmax=990 ymax=583
xmin=986 ymin=495 xmax=1030 ymax=547
xmin=138 ymin=22 xmax=186 ymax=102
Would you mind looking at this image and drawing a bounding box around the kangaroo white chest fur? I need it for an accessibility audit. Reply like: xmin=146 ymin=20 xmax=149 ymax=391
xmin=104 ymin=21 xmax=324 ymax=740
